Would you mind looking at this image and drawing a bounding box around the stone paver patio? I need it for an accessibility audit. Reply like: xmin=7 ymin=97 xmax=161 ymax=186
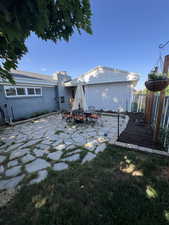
xmin=0 ymin=113 xmax=129 ymax=191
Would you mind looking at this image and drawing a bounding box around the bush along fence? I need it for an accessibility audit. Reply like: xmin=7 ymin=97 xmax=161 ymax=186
xmin=132 ymin=94 xmax=169 ymax=152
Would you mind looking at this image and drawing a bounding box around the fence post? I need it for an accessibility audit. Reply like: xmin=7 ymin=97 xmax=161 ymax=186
xmin=145 ymin=91 xmax=154 ymax=123
xmin=153 ymin=55 xmax=169 ymax=142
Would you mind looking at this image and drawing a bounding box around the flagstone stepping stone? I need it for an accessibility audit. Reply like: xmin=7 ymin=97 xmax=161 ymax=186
xmin=41 ymin=140 xmax=52 ymax=145
xmin=0 ymin=165 xmax=4 ymax=174
xmin=5 ymin=143 xmax=22 ymax=152
xmin=26 ymin=159 xmax=50 ymax=173
xmin=6 ymin=166 xmax=21 ymax=177
xmin=30 ymin=170 xmax=48 ymax=184
xmin=72 ymin=136 xmax=86 ymax=145
xmin=8 ymin=160 xmax=18 ymax=168
xmin=21 ymin=140 xmax=39 ymax=148
xmin=87 ymin=132 xmax=97 ymax=137
xmin=0 ymin=155 xmax=6 ymax=163
xmin=64 ymin=154 xmax=80 ymax=162
xmin=21 ymin=154 xmax=35 ymax=163
xmin=48 ymin=135 xmax=59 ymax=141
xmin=55 ymin=144 xmax=66 ymax=151
xmin=15 ymin=136 xmax=28 ymax=143
xmin=0 ymin=175 xmax=25 ymax=190
xmin=38 ymin=144 xmax=50 ymax=151
xmin=84 ymin=141 xmax=97 ymax=151
xmin=82 ymin=152 xmax=96 ymax=164
xmin=33 ymin=149 xmax=45 ymax=157
xmin=64 ymin=139 xmax=74 ymax=145
xmin=0 ymin=144 xmax=8 ymax=151
xmin=52 ymin=140 xmax=63 ymax=147
xmin=66 ymin=144 xmax=76 ymax=150
xmin=95 ymin=143 xmax=106 ymax=154
xmin=53 ymin=162 xmax=68 ymax=171
xmin=47 ymin=151 xmax=62 ymax=161
xmin=10 ymin=149 xmax=29 ymax=160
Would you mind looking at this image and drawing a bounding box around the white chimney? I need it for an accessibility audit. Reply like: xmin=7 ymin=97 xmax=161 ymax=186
xmin=52 ymin=71 xmax=71 ymax=82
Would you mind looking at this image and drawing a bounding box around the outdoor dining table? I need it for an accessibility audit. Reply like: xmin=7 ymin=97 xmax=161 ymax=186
xmin=62 ymin=111 xmax=100 ymax=123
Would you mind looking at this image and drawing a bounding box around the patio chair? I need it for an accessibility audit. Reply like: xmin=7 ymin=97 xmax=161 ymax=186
xmin=72 ymin=109 xmax=86 ymax=122
xmin=85 ymin=106 xmax=101 ymax=122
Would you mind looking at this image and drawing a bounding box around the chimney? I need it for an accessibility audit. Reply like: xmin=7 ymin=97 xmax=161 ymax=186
xmin=52 ymin=71 xmax=71 ymax=83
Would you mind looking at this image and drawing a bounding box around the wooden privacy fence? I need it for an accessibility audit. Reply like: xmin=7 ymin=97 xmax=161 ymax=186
xmin=131 ymin=94 xmax=146 ymax=113
xmin=132 ymin=94 xmax=169 ymax=151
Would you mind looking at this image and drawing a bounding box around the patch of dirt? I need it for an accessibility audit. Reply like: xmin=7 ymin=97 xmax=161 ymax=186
xmin=118 ymin=113 xmax=163 ymax=150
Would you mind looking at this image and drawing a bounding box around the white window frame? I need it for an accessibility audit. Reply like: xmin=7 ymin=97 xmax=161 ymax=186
xmin=4 ymin=86 xmax=42 ymax=98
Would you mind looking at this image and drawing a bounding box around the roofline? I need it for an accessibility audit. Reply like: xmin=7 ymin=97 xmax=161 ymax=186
xmin=0 ymin=77 xmax=57 ymax=87
xmin=10 ymin=69 xmax=56 ymax=82
xmin=64 ymin=80 xmax=138 ymax=87
xmin=77 ymin=65 xmax=140 ymax=79
xmin=0 ymin=69 xmax=58 ymax=86
xmin=0 ymin=82 xmax=56 ymax=87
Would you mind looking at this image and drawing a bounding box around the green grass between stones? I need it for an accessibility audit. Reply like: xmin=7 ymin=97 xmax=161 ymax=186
xmin=1 ymin=145 xmax=169 ymax=225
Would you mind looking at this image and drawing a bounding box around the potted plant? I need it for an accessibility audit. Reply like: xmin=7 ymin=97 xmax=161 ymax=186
xmin=145 ymin=67 xmax=169 ymax=92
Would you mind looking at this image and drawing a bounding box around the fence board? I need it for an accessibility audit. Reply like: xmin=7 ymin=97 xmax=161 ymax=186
xmin=132 ymin=94 xmax=169 ymax=151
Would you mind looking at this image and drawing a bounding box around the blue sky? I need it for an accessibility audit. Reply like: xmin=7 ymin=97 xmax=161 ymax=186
xmin=18 ymin=0 xmax=169 ymax=89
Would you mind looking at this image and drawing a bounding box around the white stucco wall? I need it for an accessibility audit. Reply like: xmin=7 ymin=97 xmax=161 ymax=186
xmin=85 ymin=82 xmax=132 ymax=112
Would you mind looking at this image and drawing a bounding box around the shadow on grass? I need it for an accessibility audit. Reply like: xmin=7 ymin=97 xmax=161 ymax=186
xmin=1 ymin=145 xmax=169 ymax=225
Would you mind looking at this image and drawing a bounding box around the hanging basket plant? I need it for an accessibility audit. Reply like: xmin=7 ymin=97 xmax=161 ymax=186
xmin=145 ymin=69 xmax=169 ymax=92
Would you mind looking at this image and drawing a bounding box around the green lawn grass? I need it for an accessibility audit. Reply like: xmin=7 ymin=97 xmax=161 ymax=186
xmin=1 ymin=145 xmax=169 ymax=225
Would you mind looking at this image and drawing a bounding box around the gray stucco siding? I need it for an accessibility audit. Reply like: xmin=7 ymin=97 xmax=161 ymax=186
xmin=0 ymin=85 xmax=59 ymax=121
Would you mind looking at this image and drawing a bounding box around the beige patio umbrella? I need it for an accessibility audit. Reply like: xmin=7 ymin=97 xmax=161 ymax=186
xmin=72 ymin=84 xmax=88 ymax=111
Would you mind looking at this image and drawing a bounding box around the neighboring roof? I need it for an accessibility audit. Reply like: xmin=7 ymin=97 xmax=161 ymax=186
xmin=0 ymin=70 xmax=57 ymax=86
xmin=11 ymin=70 xmax=55 ymax=81
xmin=64 ymin=66 xmax=140 ymax=87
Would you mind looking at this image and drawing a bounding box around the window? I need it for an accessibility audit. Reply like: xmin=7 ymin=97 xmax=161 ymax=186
xmin=27 ymin=88 xmax=35 ymax=95
xmin=35 ymin=88 xmax=41 ymax=95
xmin=16 ymin=88 xmax=26 ymax=96
xmin=4 ymin=86 xmax=42 ymax=98
xmin=61 ymin=96 xmax=65 ymax=103
xmin=5 ymin=87 xmax=16 ymax=96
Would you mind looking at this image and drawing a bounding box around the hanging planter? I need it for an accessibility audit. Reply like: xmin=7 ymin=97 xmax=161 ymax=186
xmin=145 ymin=69 xmax=169 ymax=92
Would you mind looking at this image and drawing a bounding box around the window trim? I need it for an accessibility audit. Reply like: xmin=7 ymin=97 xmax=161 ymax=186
xmin=4 ymin=86 xmax=42 ymax=98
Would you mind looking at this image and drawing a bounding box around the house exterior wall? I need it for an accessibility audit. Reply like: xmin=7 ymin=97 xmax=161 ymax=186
xmin=57 ymin=85 xmax=72 ymax=111
xmin=55 ymin=72 xmax=72 ymax=111
xmin=0 ymin=85 xmax=59 ymax=122
xmin=85 ymin=82 xmax=132 ymax=112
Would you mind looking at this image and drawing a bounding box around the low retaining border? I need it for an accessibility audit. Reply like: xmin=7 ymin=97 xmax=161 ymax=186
xmin=9 ymin=112 xmax=58 ymax=126
xmin=113 ymin=141 xmax=169 ymax=157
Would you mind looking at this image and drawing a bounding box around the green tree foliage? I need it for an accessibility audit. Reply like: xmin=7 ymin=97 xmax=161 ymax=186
xmin=0 ymin=0 xmax=92 ymax=83
xmin=136 ymin=89 xmax=147 ymax=94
